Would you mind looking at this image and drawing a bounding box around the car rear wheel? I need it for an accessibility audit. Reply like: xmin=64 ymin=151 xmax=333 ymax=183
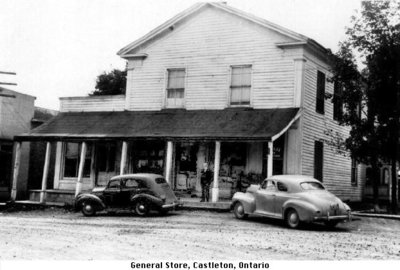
xmin=285 ymin=209 xmax=300 ymax=229
xmin=135 ymin=199 xmax=150 ymax=216
xmin=233 ymin=202 xmax=248 ymax=219
xmin=81 ymin=201 xmax=96 ymax=217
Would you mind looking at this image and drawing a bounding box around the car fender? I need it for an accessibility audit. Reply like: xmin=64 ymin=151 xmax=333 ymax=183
xmin=75 ymin=194 xmax=106 ymax=211
xmin=131 ymin=193 xmax=163 ymax=207
xmin=231 ymin=192 xmax=256 ymax=214
xmin=282 ymin=199 xmax=319 ymax=222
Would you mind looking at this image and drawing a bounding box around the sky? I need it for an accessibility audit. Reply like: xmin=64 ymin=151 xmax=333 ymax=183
xmin=0 ymin=0 xmax=362 ymax=110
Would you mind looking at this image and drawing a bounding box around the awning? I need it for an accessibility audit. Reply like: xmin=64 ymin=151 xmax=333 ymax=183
xmin=15 ymin=108 xmax=301 ymax=142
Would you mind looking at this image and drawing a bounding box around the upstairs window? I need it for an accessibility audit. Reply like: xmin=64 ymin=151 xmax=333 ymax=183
xmin=333 ymin=82 xmax=344 ymax=121
xmin=166 ymin=68 xmax=185 ymax=108
xmin=230 ymin=65 xmax=251 ymax=105
xmin=316 ymin=71 xmax=325 ymax=114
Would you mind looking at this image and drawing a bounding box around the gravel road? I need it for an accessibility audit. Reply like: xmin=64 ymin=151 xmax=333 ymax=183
xmin=0 ymin=208 xmax=399 ymax=260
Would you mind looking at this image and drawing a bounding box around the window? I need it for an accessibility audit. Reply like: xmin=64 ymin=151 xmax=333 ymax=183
xmin=314 ymin=141 xmax=324 ymax=181
xmin=316 ymin=71 xmax=325 ymax=114
xmin=166 ymin=68 xmax=185 ymax=108
xmin=277 ymin=182 xmax=288 ymax=192
xmin=230 ymin=65 xmax=251 ymax=105
xmin=351 ymin=159 xmax=358 ymax=186
xmin=262 ymin=180 xmax=276 ymax=191
xmin=333 ymin=82 xmax=343 ymax=121
xmin=63 ymin=142 xmax=92 ymax=178
xmin=300 ymin=182 xmax=325 ymax=190
xmin=108 ymin=179 xmax=121 ymax=189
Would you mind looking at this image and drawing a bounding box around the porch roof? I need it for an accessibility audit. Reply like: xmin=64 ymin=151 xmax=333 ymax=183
xmin=15 ymin=108 xmax=300 ymax=142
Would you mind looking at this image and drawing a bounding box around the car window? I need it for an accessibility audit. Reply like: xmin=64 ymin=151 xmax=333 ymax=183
xmin=300 ymin=182 xmax=325 ymax=190
xmin=155 ymin=178 xmax=166 ymax=184
xmin=261 ymin=180 xmax=267 ymax=189
xmin=265 ymin=180 xmax=276 ymax=191
xmin=108 ymin=180 xmax=121 ymax=189
xmin=277 ymin=182 xmax=288 ymax=192
xmin=125 ymin=179 xmax=139 ymax=188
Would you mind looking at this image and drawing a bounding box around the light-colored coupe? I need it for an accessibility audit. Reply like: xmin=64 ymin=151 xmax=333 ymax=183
xmin=231 ymin=175 xmax=352 ymax=228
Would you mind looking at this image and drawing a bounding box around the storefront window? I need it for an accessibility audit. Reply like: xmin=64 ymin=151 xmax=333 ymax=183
xmin=0 ymin=142 xmax=13 ymax=187
xmin=131 ymin=141 xmax=164 ymax=175
xmin=220 ymin=142 xmax=247 ymax=177
xmin=63 ymin=142 xmax=92 ymax=178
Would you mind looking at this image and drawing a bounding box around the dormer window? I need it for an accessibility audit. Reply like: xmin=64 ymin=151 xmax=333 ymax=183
xmin=166 ymin=68 xmax=185 ymax=108
xmin=230 ymin=65 xmax=251 ymax=106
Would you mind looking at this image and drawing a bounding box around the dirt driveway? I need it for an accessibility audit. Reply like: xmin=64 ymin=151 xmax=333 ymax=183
xmin=0 ymin=208 xmax=399 ymax=260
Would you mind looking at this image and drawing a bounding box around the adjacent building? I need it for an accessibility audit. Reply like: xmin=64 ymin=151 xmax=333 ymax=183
xmin=13 ymin=2 xmax=365 ymax=204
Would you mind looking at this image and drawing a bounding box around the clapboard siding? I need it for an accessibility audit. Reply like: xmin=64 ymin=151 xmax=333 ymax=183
xmin=60 ymin=95 xmax=126 ymax=112
xmin=126 ymin=6 xmax=300 ymax=111
xmin=301 ymin=52 xmax=364 ymax=201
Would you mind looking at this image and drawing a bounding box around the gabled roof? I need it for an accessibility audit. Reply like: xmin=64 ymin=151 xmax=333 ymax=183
xmin=117 ymin=2 xmax=328 ymax=57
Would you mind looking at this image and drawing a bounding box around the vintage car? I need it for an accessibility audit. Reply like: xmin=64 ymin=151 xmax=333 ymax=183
xmin=231 ymin=175 xmax=352 ymax=228
xmin=75 ymin=173 xmax=181 ymax=216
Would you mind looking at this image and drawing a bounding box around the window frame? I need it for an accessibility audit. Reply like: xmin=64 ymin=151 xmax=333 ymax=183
xmin=316 ymin=71 xmax=325 ymax=114
xmin=165 ymin=68 xmax=186 ymax=108
xmin=229 ymin=65 xmax=252 ymax=107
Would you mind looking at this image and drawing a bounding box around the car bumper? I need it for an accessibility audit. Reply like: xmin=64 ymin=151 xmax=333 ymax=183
xmin=162 ymin=202 xmax=183 ymax=210
xmin=314 ymin=212 xmax=352 ymax=222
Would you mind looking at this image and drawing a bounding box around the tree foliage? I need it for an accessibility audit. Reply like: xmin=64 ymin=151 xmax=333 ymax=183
xmin=329 ymin=0 xmax=400 ymax=212
xmin=90 ymin=68 xmax=127 ymax=96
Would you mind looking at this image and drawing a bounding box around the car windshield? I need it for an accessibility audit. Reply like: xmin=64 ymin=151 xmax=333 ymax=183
xmin=300 ymin=182 xmax=325 ymax=190
xmin=155 ymin=177 xmax=167 ymax=184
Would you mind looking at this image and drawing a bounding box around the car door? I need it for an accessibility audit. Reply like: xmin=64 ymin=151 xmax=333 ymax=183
xmin=254 ymin=180 xmax=276 ymax=216
xmin=274 ymin=181 xmax=291 ymax=216
xmin=103 ymin=179 xmax=122 ymax=207
xmin=121 ymin=178 xmax=141 ymax=205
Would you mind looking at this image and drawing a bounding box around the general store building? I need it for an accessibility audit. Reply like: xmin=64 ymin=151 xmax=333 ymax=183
xmin=12 ymin=2 xmax=365 ymax=204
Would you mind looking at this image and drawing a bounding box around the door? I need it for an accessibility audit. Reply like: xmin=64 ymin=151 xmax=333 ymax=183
xmin=103 ymin=179 xmax=123 ymax=207
xmin=120 ymin=178 xmax=148 ymax=205
xmin=96 ymin=143 xmax=117 ymax=186
xmin=255 ymin=180 xmax=276 ymax=216
xmin=274 ymin=181 xmax=291 ymax=216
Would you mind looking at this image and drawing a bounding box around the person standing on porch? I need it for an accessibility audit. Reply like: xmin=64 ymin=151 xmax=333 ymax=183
xmin=200 ymin=162 xmax=213 ymax=202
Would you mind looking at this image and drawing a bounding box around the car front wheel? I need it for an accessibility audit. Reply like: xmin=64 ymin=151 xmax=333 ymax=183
xmin=233 ymin=202 xmax=248 ymax=219
xmin=285 ymin=209 xmax=300 ymax=229
xmin=81 ymin=201 xmax=96 ymax=217
xmin=135 ymin=200 xmax=150 ymax=216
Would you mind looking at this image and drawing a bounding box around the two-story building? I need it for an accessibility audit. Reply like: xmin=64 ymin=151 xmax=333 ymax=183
xmin=13 ymin=2 xmax=365 ymax=205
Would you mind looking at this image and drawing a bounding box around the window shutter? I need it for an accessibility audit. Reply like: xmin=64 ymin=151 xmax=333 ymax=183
xmin=333 ymin=82 xmax=343 ymax=121
xmin=316 ymin=71 xmax=325 ymax=114
xmin=314 ymin=141 xmax=324 ymax=181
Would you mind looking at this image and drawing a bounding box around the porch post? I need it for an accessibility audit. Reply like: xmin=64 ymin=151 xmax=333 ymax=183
xmin=211 ymin=141 xmax=221 ymax=203
xmin=165 ymin=141 xmax=173 ymax=183
xmin=39 ymin=142 xmax=51 ymax=203
xmin=120 ymin=141 xmax=128 ymax=175
xmin=75 ymin=142 xmax=87 ymax=197
xmin=10 ymin=142 xmax=21 ymax=201
xmin=267 ymin=141 xmax=273 ymax=177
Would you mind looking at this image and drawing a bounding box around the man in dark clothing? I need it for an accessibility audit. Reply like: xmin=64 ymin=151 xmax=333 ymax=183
xmin=200 ymin=162 xmax=213 ymax=202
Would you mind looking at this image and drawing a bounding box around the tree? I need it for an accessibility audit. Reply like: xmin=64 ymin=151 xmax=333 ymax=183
xmin=90 ymin=68 xmax=127 ymax=96
xmin=329 ymin=0 xmax=400 ymax=213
